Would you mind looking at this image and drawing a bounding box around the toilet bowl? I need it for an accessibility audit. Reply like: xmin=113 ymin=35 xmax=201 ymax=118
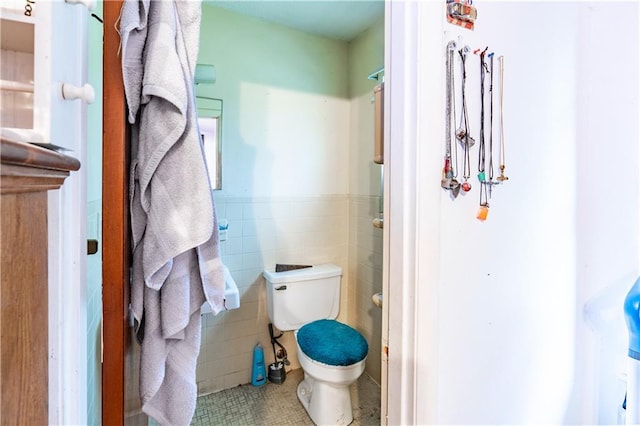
xmin=294 ymin=320 xmax=367 ymax=425
xmin=263 ymin=264 xmax=369 ymax=425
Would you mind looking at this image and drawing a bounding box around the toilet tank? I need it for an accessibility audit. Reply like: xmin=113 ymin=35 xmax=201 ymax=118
xmin=263 ymin=264 xmax=341 ymax=331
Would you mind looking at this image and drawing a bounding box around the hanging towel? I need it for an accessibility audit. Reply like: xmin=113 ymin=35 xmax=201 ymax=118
xmin=119 ymin=0 xmax=225 ymax=424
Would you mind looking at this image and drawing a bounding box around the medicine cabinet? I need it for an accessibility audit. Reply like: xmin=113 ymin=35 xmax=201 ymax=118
xmin=197 ymin=96 xmax=223 ymax=190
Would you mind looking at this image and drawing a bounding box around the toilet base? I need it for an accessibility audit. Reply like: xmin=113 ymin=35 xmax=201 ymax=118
xmin=297 ymin=372 xmax=354 ymax=425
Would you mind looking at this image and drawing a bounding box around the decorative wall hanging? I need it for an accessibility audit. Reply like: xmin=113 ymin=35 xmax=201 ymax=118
xmin=457 ymin=46 xmax=473 ymax=192
xmin=497 ymin=55 xmax=509 ymax=183
xmin=442 ymin=40 xmax=461 ymax=197
xmin=441 ymin=39 xmax=511 ymax=221
xmin=487 ymin=52 xmax=498 ymax=196
xmin=476 ymin=47 xmax=489 ymax=221
xmin=447 ymin=0 xmax=477 ymax=30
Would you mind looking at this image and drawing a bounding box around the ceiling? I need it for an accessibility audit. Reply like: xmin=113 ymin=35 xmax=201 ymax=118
xmin=205 ymin=0 xmax=385 ymax=41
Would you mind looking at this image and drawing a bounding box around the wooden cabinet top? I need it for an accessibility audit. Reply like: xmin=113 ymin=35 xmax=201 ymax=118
xmin=1 ymin=139 xmax=80 ymax=194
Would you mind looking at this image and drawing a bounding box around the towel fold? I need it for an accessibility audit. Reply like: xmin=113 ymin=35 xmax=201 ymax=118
xmin=120 ymin=0 xmax=226 ymax=424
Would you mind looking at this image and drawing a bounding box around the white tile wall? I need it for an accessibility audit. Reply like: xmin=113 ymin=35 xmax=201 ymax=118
xmin=349 ymin=195 xmax=383 ymax=383
xmin=197 ymin=194 xmax=350 ymax=395
xmin=197 ymin=193 xmax=383 ymax=394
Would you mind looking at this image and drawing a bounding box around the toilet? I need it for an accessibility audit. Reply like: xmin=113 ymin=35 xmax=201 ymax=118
xmin=263 ymin=264 xmax=368 ymax=425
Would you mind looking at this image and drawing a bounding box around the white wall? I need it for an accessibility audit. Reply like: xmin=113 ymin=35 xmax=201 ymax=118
xmin=402 ymin=1 xmax=639 ymax=424
xmin=438 ymin=3 xmax=578 ymax=423
xmin=572 ymin=3 xmax=640 ymax=423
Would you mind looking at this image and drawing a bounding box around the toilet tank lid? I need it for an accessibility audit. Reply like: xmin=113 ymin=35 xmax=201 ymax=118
xmin=263 ymin=263 xmax=342 ymax=284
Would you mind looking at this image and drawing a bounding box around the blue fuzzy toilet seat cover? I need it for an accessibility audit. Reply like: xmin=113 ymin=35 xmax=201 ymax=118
xmin=297 ymin=319 xmax=368 ymax=366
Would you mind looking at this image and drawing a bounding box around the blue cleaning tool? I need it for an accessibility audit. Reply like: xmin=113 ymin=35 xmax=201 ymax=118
xmin=251 ymin=343 xmax=267 ymax=387
xmin=624 ymin=277 xmax=640 ymax=360
xmin=624 ymin=276 xmax=640 ymax=423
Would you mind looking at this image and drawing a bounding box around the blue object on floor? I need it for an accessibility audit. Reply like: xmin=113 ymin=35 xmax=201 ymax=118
xmin=252 ymin=343 xmax=267 ymax=386
xmin=624 ymin=276 xmax=640 ymax=360
xmin=297 ymin=319 xmax=368 ymax=366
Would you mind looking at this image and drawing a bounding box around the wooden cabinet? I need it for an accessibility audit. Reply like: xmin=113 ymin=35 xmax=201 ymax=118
xmin=0 ymin=139 xmax=79 ymax=425
xmin=2 ymin=1 xmax=91 ymax=422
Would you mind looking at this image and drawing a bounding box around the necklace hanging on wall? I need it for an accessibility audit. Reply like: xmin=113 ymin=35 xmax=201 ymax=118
xmin=476 ymin=47 xmax=489 ymax=221
xmin=497 ymin=55 xmax=509 ymax=183
xmin=457 ymin=46 xmax=473 ymax=192
xmin=486 ymin=52 xmax=498 ymax=197
xmin=442 ymin=40 xmax=461 ymax=197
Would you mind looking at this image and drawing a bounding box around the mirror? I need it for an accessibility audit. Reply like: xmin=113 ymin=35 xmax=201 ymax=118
xmin=197 ymin=97 xmax=223 ymax=190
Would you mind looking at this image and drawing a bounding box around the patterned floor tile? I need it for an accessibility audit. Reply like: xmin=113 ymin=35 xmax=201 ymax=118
xmin=192 ymin=368 xmax=381 ymax=425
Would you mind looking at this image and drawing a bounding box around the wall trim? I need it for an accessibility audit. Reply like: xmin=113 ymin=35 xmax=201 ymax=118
xmin=384 ymin=2 xmax=419 ymax=424
xmin=384 ymin=2 xmax=443 ymax=424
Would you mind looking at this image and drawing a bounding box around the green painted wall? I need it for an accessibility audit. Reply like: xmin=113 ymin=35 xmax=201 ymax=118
xmin=349 ymin=15 xmax=385 ymax=99
xmin=197 ymin=4 xmax=351 ymax=197
xmin=348 ymin=15 xmax=384 ymax=196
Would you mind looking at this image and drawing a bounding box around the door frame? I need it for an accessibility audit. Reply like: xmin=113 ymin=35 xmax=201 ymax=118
xmin=102 ymin=1 xmax=129 ymax=424
xmin=100 ymin=2 xmax=434 ymax=424
xmin=382 ymin=1 xmax=442 ymax=424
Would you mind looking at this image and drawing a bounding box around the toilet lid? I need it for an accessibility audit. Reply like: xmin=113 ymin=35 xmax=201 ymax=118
xmin=297 ymin=319 xmax=368 ymax=366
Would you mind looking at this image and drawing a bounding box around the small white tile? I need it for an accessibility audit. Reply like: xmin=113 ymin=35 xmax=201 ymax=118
xmin=242 ymin=236 xmax=259 ymax=253
xmin=242 ymin=252 xmax=261 ymax=269
xmin=203 ymin=324 xmax=224 ymax=346
xmin=224 ymin=370 xmax=251 ymax=388
xmin=225 ymin=219 xmax=243 ymax=239
xmin=219 ymin=334 xmax=259 ymax=358
xmin=244 ymin=202 xmax=273 ymax=220
xmin=224 ymin=237 xmax=243 ymax=255
xmin=224 ymin=352 xmax=253 ymax=373
xmin=224 ymin=301 xmax=259 ymax=323
xmin=225 ymin=202 xmax=244 ymax=220
xmin=224 ymin=318 xmax=258 ymax=340
xmin=241 ymin=219 xmax=258 ymax=237
xmin=213 ymin=203 xmax=226 ymax=218
xmin=222 ymin=253 xmax=243 ymax=271
xmin=238 ymin=284 xmax=261 ymax=303
xmin=197 ymin=376 xmax=225 ymax=396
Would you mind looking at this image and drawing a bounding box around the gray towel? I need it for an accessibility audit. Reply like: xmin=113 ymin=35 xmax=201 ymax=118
xmin=120 ymin=0 xmax=226 ymax=424
xmin=119 ymin=0 xmax=149 ymax=124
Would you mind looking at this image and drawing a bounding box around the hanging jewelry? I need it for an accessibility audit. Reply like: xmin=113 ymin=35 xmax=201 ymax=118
xmin=476 ymin=47 xmax=489 ymax=221
xmin=457 ymin=46 xmax=473 ymax=192
xmin=486 ymin=51 xmax=498 ymax=197
xmin=476 ymin=47 xmax=488 ymax=183
xmin=442 ymin=40 xmax=460 ymax=197
xmin=450 ymin=44 xmax=462 ymax=197
xmin=497 ymin=55 xmax=509 ymax=182
xmin=456 ymin=46 xmax=474 ymax=148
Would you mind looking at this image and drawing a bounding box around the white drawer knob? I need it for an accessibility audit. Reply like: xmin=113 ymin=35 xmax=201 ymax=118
xmin=62 ymin=83 xmax=95 ymax=104
xmin=65 ymin=0 xmax=96 ymax=10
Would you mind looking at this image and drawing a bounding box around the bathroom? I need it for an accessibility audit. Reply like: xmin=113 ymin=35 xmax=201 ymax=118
xmin=2 ymin=0 xmax=639 ymax=424
xmin=90 ymin=0 xmax=638 ymax=424
xmin=192 ymin=0 xmax=385 ymax=398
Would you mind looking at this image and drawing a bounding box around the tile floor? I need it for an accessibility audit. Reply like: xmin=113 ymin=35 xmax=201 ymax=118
xmin=192 ymin=368 xmax=381 ymax=425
